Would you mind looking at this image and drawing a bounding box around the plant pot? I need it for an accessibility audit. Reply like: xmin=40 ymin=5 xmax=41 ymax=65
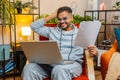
xmin=0 ymin=18 xmax=2 ymax=24
xmin=74 ymin=24 xmax=80 ymax=28
xmin=44 ymin=23 xmax=80 ymax=28
xmin=17 ymin=8 xmax=22 ymax=14
xmin=44 ymin=23 xmax=57 ymax=27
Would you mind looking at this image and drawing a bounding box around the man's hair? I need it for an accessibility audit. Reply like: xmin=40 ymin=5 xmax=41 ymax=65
xmin=57 ymin=6 xmax=72 ymax=17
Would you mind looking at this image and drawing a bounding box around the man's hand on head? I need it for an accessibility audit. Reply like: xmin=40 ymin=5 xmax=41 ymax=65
xmin=44 ymin=10 xmax=57 ymax=22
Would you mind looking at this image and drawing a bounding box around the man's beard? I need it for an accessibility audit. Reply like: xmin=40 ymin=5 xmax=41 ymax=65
xmin=58 ymin=22 xmax=71 ymax=30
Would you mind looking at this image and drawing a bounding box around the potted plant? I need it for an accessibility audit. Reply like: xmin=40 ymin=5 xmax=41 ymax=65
xmin=112 ymin=1 xmax=120 ymax=9
xmin=35 ymin=14 xmax=92 ymax=27
xmin=35 ymin=14 xmax=58 ymax=27
xmin=36 ymin=14 xmax=92 ymax=40
xmin=11 ymin=0 xmax=37 ymax=14
xmin=116 ymin=1 xmax=120 ymax=9
xmin=0 ymin=0 xmax=14 ymax=26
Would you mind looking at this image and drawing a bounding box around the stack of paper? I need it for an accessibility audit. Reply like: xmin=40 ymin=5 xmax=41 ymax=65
xmin=74 ymin=21 xmax=101 ymax=48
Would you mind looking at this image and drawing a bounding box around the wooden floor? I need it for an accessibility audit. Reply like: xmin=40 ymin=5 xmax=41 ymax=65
xmin=0 ymin=77 xmax=22 ymax=80
xmin=95 ymin=70 xmax=102 ymax=80
xmin=0 ymin=70 xmax=102 ymax=80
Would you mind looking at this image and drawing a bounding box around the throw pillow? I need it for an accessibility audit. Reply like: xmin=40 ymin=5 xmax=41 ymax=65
xmin=114 ymin=28 xmax=120 ymax=51
xmin=105 ymin=52 xmax=120 ymax=80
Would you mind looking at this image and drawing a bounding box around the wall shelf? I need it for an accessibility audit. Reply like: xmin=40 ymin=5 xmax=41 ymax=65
xmin=15 ymin=13 xmax=40 ymax=15
xmin=84 ymin=9 xmax=120 ymax=49
xmin=0 ymin=0 xmax=40 ymax=79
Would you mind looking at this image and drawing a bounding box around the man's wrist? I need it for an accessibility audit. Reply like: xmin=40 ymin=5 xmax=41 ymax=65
xmin=44 ymin=14 xmax=56 ymax=22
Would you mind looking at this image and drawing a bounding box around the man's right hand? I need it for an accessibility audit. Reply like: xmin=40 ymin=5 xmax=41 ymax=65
xmin=44 ymin=10 xmax=57 ymax=22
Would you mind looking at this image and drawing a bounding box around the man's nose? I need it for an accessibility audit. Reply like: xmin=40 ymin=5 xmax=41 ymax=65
xmin=59 ymin=19 xmax=65 ymax=23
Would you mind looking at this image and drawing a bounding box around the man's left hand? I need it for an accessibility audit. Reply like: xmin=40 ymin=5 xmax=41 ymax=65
xmin=87 ymin=46 xmax=98 ymax=57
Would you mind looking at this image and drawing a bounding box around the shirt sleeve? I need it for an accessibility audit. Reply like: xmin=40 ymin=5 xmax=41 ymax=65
xmin=30 ymin=18 xmax=50 ymax=38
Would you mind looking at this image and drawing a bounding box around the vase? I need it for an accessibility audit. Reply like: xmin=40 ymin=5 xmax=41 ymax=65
xmin=17 ymin=8 xmax=22 ymax=14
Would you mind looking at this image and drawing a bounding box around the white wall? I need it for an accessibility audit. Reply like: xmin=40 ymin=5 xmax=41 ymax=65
xmin=0 ymin=0 xmax=99 ymax=44
xmin=87 ymin=0 xmax=98 ymax=10
xmin=0 ymin=26 xmax=10 ymax=44
xmin=37 ymin=0 xmax=87 ymax=16
xmin=98 ymin=0 xmax=117 ymax=9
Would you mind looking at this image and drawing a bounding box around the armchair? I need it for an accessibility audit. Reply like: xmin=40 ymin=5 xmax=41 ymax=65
xmin=39 ymin=24 xmax=95 ymax=80
xmin=100 ymin=40 xmax=118 ymax=80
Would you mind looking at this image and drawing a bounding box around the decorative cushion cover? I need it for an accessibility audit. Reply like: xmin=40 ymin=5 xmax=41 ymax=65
xmin=114 ymin=28 xmax=120 ymax=51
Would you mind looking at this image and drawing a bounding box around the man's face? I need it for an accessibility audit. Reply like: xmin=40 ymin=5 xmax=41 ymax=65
xmin=57 ymin=11 xmax=73 ymax=30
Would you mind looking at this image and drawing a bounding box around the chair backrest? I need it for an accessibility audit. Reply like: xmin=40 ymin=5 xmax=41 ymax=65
xmin=39 ymin=24 xmax=79 ymax=40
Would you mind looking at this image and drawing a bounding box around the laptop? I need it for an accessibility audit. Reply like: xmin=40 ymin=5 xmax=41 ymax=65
xmin=20 ymin=41 xmax=64 ymax=64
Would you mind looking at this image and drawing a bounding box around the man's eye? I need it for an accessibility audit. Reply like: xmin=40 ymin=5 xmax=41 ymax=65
xmin=58 ymin=17 xmax=68 ymax=21
xmin=63 ymin=17 xmax=67 ymax=20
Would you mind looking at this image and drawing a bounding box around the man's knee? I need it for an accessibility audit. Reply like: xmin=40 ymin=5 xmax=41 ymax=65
xmin=23 ymin=63 xmax=37 ymax=73
xmin=52 ymin=65 xmax=68 ymax=74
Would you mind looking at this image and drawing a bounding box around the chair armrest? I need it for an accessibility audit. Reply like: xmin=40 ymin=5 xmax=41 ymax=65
xmin=85 ymin=49 xmax=95 ymax=80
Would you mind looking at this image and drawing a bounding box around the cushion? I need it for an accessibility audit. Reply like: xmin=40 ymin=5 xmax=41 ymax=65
xmin=105 ymin=52 xmax=120 ymax=80
xmin=0 ymin=44 xmax=10 ymax=60
xmin=114 ymin=28 xmax=120 ymax=51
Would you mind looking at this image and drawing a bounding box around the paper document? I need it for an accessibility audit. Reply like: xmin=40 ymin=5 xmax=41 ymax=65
xmin=74 ymin=21 xmax=101 ymax=48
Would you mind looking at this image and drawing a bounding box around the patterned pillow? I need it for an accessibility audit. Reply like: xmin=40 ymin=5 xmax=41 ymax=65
xmin=114 ymin=28 xmax=120 ymax=51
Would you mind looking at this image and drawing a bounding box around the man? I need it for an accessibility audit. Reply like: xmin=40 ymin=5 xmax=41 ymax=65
xmin=22 ymin=6 xmax=97 ymax=80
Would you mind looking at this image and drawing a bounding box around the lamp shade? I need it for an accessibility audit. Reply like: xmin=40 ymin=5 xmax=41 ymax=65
xmin=21 ymin=27 xmax=31 ymax=36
